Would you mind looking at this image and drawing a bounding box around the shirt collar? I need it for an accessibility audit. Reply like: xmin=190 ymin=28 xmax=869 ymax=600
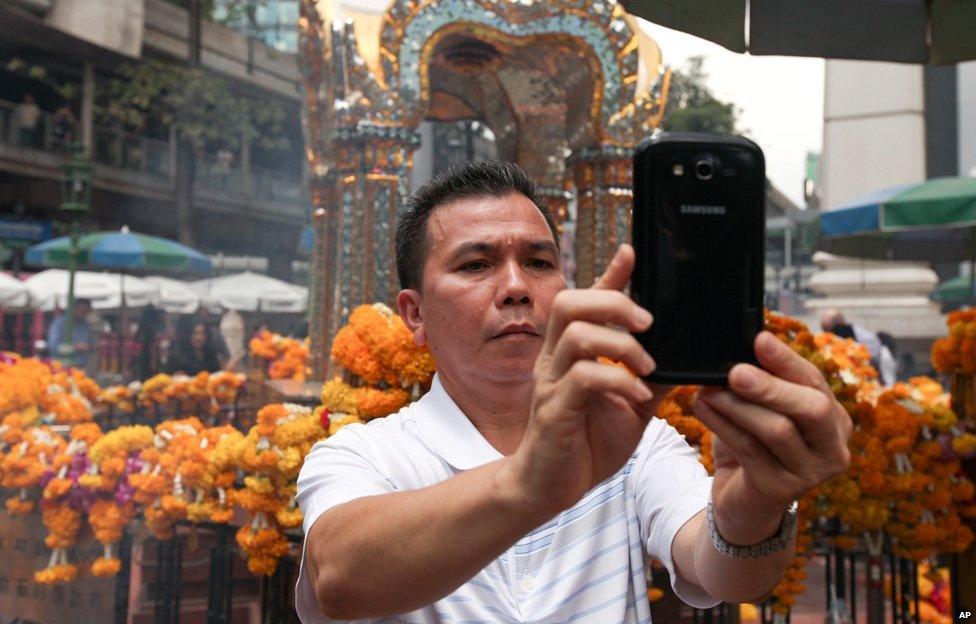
xmin=415 ymin=373 xmax=504 ymax=471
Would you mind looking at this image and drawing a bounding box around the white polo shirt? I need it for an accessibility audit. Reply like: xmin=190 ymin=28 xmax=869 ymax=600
xmin=296 ymin=373 xmax=719 ymax=623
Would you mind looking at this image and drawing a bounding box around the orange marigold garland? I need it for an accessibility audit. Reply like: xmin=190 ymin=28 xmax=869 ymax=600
xmin=232 ymin=403 xmax=325 ymax=574
xmin=320 ymin=303 xmax=437 ymax=435
xmin=249 ymin=330 xmax=310 ymax=381
xmin=931 ymin=309 xmax=976 ymax=373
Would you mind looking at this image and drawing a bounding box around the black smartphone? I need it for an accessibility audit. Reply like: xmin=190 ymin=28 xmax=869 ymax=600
xmin=631 ymin=133 xmax=765 ymax=386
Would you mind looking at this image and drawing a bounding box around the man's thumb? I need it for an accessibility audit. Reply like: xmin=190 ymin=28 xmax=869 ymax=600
xmin=591 ymin=244 xmax=634 ymax=291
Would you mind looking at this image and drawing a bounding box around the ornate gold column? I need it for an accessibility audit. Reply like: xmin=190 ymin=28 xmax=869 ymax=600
xmin=568 ymin=145 xmax=633 ymax=288
xmin=309 ymin=126 xmax=419 ymax=379
xmin=537 ymin=183 xmax=573 ymax=234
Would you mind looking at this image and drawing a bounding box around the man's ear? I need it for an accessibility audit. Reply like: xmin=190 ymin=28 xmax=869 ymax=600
xmin=395 ymin=289 xmax=428 ymax=347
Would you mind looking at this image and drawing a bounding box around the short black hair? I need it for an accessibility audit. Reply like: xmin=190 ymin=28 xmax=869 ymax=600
xmin=395 ymin=160 xmax=559 ymax=291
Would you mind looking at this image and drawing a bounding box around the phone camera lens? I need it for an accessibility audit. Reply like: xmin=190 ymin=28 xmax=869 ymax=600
xmin=695 ymin=160 xmax=714 ymax=180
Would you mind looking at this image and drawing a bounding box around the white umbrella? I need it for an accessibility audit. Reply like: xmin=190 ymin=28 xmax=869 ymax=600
xmin=191 ymin=270 xmax=308 ymax=313
xmin=142 ymin=276 xmax=209 ymax=314
xmin=0 ymin=273 xmax=28 ymax=308
xmin=24 ymin=269 xmax=159 ymax=311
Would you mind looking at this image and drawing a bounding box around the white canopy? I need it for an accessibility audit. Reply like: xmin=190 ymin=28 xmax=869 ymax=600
xmin=142 ymin=276 xmax=212 ymax=314
xmin=0 ymin=273 xmax=28 ymax=308
xmin=24 ymin=269 xmax=159 ymax=311
xmin=191 ymin=271 xmax=308 ymax=313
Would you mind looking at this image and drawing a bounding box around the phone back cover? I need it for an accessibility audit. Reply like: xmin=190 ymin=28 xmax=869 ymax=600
xmin=632 ymin=133 xmax=765 ymax=385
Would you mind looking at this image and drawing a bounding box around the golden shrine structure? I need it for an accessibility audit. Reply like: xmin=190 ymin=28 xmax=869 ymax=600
xmin=298 ymin=0 xmax=671 ymax=377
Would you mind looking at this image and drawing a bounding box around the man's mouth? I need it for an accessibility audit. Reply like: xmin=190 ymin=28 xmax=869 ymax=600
xmin=492 ymin=323 xmax=541 ymax=339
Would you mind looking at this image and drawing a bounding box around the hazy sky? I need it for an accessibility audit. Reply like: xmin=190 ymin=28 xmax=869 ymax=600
xmin=638 ymin=20 xmax=825 ymax=208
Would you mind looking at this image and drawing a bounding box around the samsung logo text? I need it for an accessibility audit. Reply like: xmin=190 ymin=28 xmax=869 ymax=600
xmin=680 ymin=204 xmax=727 ymax=216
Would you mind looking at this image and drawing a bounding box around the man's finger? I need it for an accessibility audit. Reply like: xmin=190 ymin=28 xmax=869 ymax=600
xmin=542 ymin=289 xmax=652 ymax=355
xmin=753 ymin=331 xmax=830 ymax=393
xmin=697 ymin=388 xmax=818 ymax=474
xmin=727 ymin=363 xmax=843 ymax=452
xmin=692 ymin=394 xmax=790 ymax=481
xmin=549 ymin=321 xmax=654 ymax=378
xmin=559 ymin=359 xmax=653 ymax=409
xmin=591 ymin=244 xmax=635 ymax=291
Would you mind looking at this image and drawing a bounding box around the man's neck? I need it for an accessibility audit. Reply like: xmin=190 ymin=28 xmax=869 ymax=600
xmin=437 ymin=370 xmax=532 ymax=457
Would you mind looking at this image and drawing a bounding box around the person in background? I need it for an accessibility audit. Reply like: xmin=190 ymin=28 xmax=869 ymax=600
xmin=198 ymin=306 xmax=231 ymax=368
xmin=16 ymin=93 xmax=41 ymax=148
xmin=820 ymin=309 xmax=895 ymax=385
xmin=877 ymin=332 xmax=899 ymax=384
xmin=47 ymin=298 xmax=95 ymax=369
xmin=51 ymin=104 xmax=77 ymax=151
xmin=167 ymin=315 xmax=221 ymax=375
xmin=219 ymin=309 xmax=245 ymax=370
xmin=134 ymin=305 xmax=162 ymax=379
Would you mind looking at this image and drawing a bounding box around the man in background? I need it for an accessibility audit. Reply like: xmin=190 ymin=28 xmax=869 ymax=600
xmin=47 ymin=298 xmax=95 ymax=369
xmin=820 ymin=308 xmax=896 ymax=384
xmin=16 ymin=93 xmax=41 ymax=148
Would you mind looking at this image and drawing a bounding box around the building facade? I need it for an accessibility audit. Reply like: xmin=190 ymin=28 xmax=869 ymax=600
xmin=0 ymin=0 xmax=308 ymax=279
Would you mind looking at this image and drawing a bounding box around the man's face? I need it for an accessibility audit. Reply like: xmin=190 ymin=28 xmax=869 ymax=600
xmin=398 ymin=193 xmax=566 ymax=384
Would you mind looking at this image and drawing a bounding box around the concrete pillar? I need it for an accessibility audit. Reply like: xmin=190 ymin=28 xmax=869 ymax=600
xmin=241 ymin=131 xmax=251 ymax=194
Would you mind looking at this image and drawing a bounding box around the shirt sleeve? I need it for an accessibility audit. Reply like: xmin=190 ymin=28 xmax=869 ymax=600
xmin=632 ymin=418 xmax=720 ymax=609
xmin=294 ymin=424 xmax=399 ymax=624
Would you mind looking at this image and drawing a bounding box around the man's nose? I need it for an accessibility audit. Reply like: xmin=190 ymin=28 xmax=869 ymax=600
xmin=498 ymin=260 xmax=532 ymax=306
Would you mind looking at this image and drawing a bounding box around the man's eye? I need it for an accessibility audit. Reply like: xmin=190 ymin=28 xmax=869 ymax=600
xmin=461 ymin=262 xmax=487 ymax=272
xmin=529 ymin=259 xmax=554 ymax=269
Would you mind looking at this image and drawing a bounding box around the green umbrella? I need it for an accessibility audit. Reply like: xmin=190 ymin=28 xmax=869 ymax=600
xmin=818 ymin=177 xmax=976 ymax=262
xmin=25 ymin=226 xmax=211 ymax=274
xmin=934 ymin=274 xmax=976 ymax=302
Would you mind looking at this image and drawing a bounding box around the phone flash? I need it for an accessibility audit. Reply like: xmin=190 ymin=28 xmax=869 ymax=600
xmin=672 ymin=164 xmax=684 ymax=176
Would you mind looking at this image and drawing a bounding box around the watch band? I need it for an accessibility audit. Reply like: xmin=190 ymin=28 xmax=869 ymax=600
xmin=706 ymin=498 xmax=798 ymax=559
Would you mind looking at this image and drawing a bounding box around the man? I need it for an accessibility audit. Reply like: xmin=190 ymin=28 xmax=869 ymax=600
xmin=297 ymin=161 xmax=852 ymax=623
xmin=47 ymin=298 xmax=95 ymax=368
xmin=15 ymin=93 xmax=41 ymax=148
xmin=820 ymin=309 xmax=895 ymax=384
xmin=198 ymin=305 xmax=231 ymax=368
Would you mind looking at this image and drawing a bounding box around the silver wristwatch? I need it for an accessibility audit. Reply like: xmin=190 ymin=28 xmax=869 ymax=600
xmin=706 ymin=498 xmax=798 ymax=559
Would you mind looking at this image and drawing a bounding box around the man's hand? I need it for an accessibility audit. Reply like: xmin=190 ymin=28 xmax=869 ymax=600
xmin=693 ymin=332 xmax=853 ymax=544
xmin=500 ymin=244 xmax=657 ymax=518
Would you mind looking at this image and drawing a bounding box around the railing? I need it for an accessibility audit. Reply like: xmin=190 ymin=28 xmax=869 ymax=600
xmin=92 ymin=125 xmax=171 ymax=178
xmin=195 ymin=152 xmax=304 ymax=205
xmin=0 ymin=97 xmax=303 ymax=206
xmin=0 ymin=99 xmax=75 ymax=155
xmin=195 ymin=150 xmax=245 ymax=194
xmin=252 ymin=164 xmax=304 ymax=203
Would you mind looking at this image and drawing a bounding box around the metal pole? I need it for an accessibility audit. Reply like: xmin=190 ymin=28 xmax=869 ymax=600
xmin=81 ymin=62 xmax=95 ymax=158
xmin=114 ymin=529 xmax=133 ymax=624
xmin=60 ymin=219 xmax=79 ymax=365
xmin=970 ymin=226 xmax=975 ymax=301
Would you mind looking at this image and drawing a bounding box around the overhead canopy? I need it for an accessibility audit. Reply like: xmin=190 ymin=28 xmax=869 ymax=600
xmin=619 ymin=0 xmax=976 ymax=64
xmin=191 ymin=271 xmax=308 ymax=313
xmin=818 ymin=177 xmax=976 ymax=262
xmin=0 ymin=273 xmax=28 ymax=309
xmin=24 ymin=270 xmax=159 ymax=311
